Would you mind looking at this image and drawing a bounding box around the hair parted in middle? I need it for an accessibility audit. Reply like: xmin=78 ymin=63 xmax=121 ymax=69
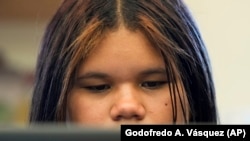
xmin=30 ymin=0 xmax=217 ymax=124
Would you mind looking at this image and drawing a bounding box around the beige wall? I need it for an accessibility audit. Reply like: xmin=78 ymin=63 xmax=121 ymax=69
xmin=186 ymin=0 xmax=250 ymax=124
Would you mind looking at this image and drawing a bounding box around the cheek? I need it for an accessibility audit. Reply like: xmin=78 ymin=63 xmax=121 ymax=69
xmin=144 ymin=87 xmax=188 ymax=123
xmin=141 ymin=89 xmax=173 ymax=123
xmin=147 ymin=98 xmax=174 ymax=123
xmin=67 ymin=92 xmax=108 ymax=124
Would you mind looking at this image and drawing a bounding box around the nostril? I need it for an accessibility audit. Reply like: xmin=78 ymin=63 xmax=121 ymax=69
xmin=114 ymin=113 xmax=143 ymax=121
xmin=114 ymin=115 xmax=122 ymax=121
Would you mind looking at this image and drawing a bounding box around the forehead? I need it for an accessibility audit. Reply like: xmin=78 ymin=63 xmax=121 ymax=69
xmin=77 ymin=26 xmax=166 ymax=76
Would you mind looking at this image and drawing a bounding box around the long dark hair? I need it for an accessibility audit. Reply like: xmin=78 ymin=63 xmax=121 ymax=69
xmin=30 ymin=0 xmax=218 ymax=124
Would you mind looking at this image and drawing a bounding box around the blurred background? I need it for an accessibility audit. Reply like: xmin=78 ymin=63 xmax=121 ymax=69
xmin=0 ymin=0 xmax=61 ymax=126
xmin=0 ymin=0 xmax=249 ymax=126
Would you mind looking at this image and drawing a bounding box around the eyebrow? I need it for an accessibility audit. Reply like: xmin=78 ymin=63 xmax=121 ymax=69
xmin=77 ymin=72 xmax=109 ymax=80
xmin=77 ymin=68 xmax=167 ymax=80
xmin=139 ymin=68 xmax=167 ymax=76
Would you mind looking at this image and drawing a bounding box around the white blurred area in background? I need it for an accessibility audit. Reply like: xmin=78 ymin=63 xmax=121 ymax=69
xmin=0 ymin=0 xmax=249 ymax=125
xmin=186 ymin=0 xmax=250 ymax=124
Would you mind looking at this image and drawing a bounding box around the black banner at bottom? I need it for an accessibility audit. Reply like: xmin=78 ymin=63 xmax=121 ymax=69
xmin=121 ymin=124 xmax=249 ymax=140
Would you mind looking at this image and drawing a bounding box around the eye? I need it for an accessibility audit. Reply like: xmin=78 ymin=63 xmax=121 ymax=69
xmin=83 ymin=84 xmax=111 ymax=92
xmin=141 ymin=81 xmax=167 ymax=89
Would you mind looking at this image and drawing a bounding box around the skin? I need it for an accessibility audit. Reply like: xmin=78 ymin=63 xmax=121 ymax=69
xmin=67 ymin=26 xmax=188 ymax=128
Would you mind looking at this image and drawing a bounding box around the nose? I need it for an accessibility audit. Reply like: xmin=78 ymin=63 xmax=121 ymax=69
xmin=110 ymin=85 xmax=146 ymax=121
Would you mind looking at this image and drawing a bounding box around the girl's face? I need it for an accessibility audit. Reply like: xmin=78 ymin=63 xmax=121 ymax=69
xmin=67 ymin=26 xmax=189 ymax=128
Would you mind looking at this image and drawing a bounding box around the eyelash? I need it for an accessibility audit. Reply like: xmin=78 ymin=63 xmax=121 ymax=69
xmin=83 ymin=81 xmax=168 ymax=92
xmin=141 ymin=81 xmax=168 ymax=89
xmin=83 ymin=84 xmax=111 ymax=92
